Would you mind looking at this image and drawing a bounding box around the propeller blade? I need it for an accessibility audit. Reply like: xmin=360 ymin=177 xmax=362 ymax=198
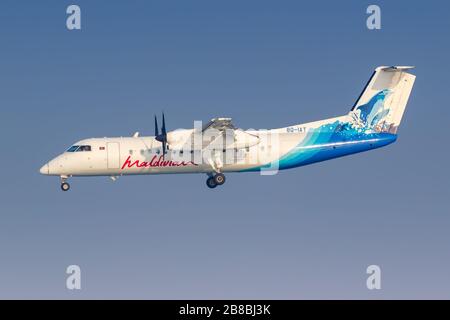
xmin=162 ymin=140 xmax=167 ymax=157
xmin=155 ymin=112 xmax=168 ymax=158
xmin=161 ymin=112 xmax=167 ymax=137
xmin=155 ymin=112 xmax=167 ymax=142
xmin=154 ymin=115 xmax=159 ymax=137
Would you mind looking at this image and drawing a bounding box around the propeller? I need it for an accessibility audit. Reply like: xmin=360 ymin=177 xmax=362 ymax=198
xmin=154 ymin=112 xmax=168 ymax=156
xmin=154 ymin=115 xmax=159 ymax=137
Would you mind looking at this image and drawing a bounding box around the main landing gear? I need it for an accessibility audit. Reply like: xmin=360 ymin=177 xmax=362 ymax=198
xmin=206 ymin=173 xmax=226 ymax=189
xmin=60 ymin=176 xmax=70 ymax=192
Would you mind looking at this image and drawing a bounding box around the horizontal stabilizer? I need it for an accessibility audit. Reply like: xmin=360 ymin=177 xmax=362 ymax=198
xmin=379 ymin=66 xmax=415 ymax=72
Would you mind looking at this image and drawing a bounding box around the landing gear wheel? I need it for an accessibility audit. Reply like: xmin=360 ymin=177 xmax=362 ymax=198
xmin=213 ymin=173 xmax=226 ymax=185
xmin=61 ymin=182 xmax=70 ymax=192
xmin=206 ymin=177 xmax=217 ymax=189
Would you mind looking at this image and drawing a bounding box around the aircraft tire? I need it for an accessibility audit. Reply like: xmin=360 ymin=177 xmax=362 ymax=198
xmin=214 ymin=173 xmax=226 ymax=185
xmin=61 ymin=182 xmax=70 ymax=192
xmin=206 ymin=177 xmax=217 ymax=189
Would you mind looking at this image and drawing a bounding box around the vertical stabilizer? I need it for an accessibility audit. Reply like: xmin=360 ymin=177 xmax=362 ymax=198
xmin=350 ymin=66 xmax=416 ymax=133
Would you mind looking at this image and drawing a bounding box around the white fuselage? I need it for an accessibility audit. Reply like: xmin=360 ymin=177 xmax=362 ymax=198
xmin=39 ymin=125 xmax=310 ymax=178
xmin=39 ymin=113 xmax=398 ymax=180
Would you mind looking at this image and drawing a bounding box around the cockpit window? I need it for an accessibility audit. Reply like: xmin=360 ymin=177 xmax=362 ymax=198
xmin=66 ymin=145 xmax=91 ymax=152
xmin=67 ymin=145 xmax=79 ymax=152
xmin=77 ymin=145 xmax=91 ymax=152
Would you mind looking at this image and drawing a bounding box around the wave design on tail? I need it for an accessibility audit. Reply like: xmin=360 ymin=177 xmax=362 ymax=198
xmin=353 ymin=89 xmax=391 ymax=129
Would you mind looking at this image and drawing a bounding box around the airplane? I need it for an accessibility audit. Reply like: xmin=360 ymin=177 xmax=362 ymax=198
xmin=40 ymin=66 xmax=416 ymax=191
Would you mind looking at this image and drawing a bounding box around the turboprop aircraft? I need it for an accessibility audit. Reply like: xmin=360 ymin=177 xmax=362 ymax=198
xmin=40 ymin=66 xmax=415 ymax=191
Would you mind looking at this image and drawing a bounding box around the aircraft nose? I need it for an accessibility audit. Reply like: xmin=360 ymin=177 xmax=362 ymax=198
xmin=40 ymin=163 xmax=49 ymax=175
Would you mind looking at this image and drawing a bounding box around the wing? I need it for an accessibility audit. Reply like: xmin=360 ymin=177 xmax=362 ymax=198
xmin=201 ymin=118 xmax=259 ymax=150
xmin=166 ymin=118 xmax=259 ymax=152
xmin=199 ymin=118 xmax=260 ymax=172
xmin=202 ymin=118 xmax=236 ymax=132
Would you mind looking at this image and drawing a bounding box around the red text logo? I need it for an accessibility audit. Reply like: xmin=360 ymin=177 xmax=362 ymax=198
xmin=121 ymin=155 xmax=197 ymax=170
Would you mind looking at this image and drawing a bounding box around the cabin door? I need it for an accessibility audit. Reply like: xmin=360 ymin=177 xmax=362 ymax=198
xmin=107 ymin=142 xmax=120 ymax=169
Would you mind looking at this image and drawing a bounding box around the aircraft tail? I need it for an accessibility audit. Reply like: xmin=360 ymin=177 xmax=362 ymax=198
xmin=350 ymin=66 xmax=416 ymax=134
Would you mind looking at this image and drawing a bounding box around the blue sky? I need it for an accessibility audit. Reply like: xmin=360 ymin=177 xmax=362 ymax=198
xmin=0 ymin=0 xmax=449 ymax=298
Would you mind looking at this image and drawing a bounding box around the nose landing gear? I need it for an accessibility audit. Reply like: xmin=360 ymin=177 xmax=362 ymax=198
xmin=206 ymin=173 xmax=226 ymax=189
xmin=60 ymin=176 xmax=70 ymax=192
xmin=61 ymin=182 xmax=70 ymax=192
